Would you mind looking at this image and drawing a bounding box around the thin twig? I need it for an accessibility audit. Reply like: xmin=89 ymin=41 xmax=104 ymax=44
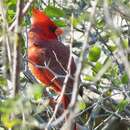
xmin=46 ymin=10 xmax=76 ymax=130
xmin=61 ymin=0 xmax=99 ymax=130
xmin=94 ymin=114 xmax=113 ymax=130
xmin=9 ymin=0 xmax=35 ymax=31
xmin=12 ymin=0 xmax=23 ymax=97
xmin=104 ymin=0 xmax=130 ymax=87
xmin=0 ymin=0 xmax=35 ymax=43
xmin=0 ymin=1 xmax=12 ymax=76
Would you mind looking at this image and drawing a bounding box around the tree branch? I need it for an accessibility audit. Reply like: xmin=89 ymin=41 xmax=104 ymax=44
xmin=12 ymin=0 xmax=23 ymax=97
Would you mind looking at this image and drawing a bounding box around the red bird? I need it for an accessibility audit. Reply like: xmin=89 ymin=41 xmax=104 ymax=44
xmin=28 ymin=8 xmax=76 ymax=109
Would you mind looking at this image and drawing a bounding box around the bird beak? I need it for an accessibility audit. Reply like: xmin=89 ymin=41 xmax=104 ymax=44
xmin=55 ymin=28 xmax=64 ymax=36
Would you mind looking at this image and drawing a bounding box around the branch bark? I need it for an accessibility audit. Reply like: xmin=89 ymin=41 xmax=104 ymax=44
xmin=61 ymin=0 xmax=99 ymax=129
xmin=12 ymin=0 xmax=23 ymax=97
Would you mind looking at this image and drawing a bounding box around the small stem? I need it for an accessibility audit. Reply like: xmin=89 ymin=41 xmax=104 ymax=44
xmin=12 ymin=0 xmax=23 ymax=97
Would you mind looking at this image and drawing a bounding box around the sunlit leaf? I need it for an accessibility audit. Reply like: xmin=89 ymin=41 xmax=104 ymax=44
xmin=107 ymin=0 xmax=112 ymax=5
xmin=44 ymin=6 xmax=65 ymax=17
xmin=0 ymin=100 xmax=15 ymax=114
xmin=121 ymin=72 xmax=129 ymax=84
xmin=107 ymin=45 xmax=117 ymax=52
xmin=78 ymin=102 xmax=86 ymax=110
xmin=117 ymin=100 xmax=129 ymax=112
xmin=0 ymin=76 xmax=7 ymax=86
xmin=71 ymin=18 xmax=79 ymax=27
xmin=33 ymin=85 xmax=43 ymax=100
xmin=122 ymin=38 xmax=128 ymax=49
xmin=104 ymin=89 xmax=112 ymax=96
xmin=97 ymin=18 xmax=105 ymax=29
xmin=88 ymin=46 xmax=101 ymax=62
xmin=1 ymin=114 xmax=21 ymax=129
xmin=71 ymin=12 xmax=90 ymax=27
xmin=92 ymin=62 xmax=103 ymax=73
xmin=83 ymin=75 xmax=94 ymax=81
xmin=54 ymin=19 xmax=66 ymax=27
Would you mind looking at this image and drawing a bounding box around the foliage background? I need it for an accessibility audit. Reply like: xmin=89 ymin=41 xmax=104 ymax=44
xmin=0 ymin=0 xmax=130 ymax=130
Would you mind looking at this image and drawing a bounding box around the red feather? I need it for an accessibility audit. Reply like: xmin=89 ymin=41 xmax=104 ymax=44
xmin=28 ymin=8 xmax=76 ymax=109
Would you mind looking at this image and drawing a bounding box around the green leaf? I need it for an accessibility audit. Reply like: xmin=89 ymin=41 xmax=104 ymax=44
xmin=113 ymin=78 xmax=122 ymax=86
xmin=54 ymin=19 xmax=66 ymax=27
xmin=7 ymin=10 xmax=15 ymax=15
xmin=0 ymin=101 xmax=15 ymax=114
xmin=6 ymin=0 xmax=16 ymax=7
xmin=44 ymin=6 xmax=65 ymax=17
xmin=92 ymin=62 xmax=103 ymax=73
xmin=107 ymin=45 xmax=117 ymax=52
xmin=78 ymin=102 xmax=86 ymax=110
xmin=33 ymin=85 xmax=43 ymax=100
xmin=122 ymin=39 xmax=128 ymax=49
xmin=121 ymin=72 xmax=129 ymax=84
xmin=117 ymin=100 xmax=129 ymax=112
xmin=97 ymin=18 xmax=105 ymax=29
xmin=1 ymin=114 xmax=21 ymax=128
xmin=83 ymin=75 xmax=94 ymax=81
xmin=88 ymin=46 xmax=101 ymax=62
xmin=5 ymin=0 xmax=16 ymax=23
xmin=72 ymin=18 xmax=79 ymax=27
xmin=7 ymin=10 xmax=15 ymax=23
xmin=71 ymin=12 xmax=90 ymax=27
xmin=0 ymin=76 xmax=7 ymax=86
xmin=107 ymin=0 xmax=112 ymax=5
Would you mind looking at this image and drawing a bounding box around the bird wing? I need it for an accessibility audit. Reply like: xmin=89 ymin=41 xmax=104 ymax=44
xmin=33 ymin=39 xmax=76 ymax=76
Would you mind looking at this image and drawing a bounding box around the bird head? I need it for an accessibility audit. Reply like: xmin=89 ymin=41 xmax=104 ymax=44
xmin=31 ymin=8 xmax=63 ymax=40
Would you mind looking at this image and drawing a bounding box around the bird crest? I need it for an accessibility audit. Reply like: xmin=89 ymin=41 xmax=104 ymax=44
xmin=32 ymin=8 xmax=51 ymax=24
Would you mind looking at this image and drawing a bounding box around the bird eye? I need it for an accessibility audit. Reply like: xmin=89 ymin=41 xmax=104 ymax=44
xmin=48 ymin=26 xmax=57 ymax=33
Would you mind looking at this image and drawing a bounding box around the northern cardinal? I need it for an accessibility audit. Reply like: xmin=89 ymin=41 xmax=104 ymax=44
xmin=28 ymin=8 xmax=76 ymax=109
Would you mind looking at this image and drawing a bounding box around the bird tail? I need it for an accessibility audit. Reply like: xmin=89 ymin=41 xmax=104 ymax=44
xmin=62 ymin=95 xmax=70 ymax=109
